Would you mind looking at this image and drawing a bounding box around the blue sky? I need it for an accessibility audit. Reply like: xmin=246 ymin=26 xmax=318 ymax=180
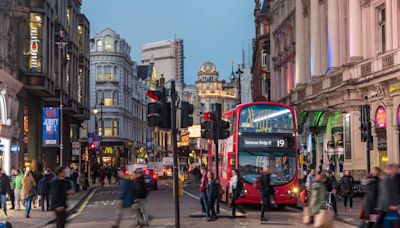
xmin=82 ymin=0 xmax=254 ymax=84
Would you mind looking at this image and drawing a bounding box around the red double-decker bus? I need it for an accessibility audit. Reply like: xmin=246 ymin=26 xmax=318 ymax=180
xmin=208 ymin=101 xmax=299 ymax=207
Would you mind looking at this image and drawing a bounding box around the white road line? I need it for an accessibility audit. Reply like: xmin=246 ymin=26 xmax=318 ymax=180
xmin=182 ymin=189 xmax=228 ymax=213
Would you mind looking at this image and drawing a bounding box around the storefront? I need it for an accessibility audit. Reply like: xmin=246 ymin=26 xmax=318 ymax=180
xmin=375 ymin=106 xmax=388 ymax=168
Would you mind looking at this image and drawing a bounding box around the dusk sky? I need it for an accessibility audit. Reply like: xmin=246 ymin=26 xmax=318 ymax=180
xmin=82 ymin=0 xmax=255 ymax=84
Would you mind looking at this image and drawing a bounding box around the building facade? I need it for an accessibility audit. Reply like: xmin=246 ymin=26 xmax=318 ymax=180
xmin=0 ymin=0 xmax=90 ymax=173
xmin=252 ymin=0 xmax=271 ymax=101
xmin=141 ymin=39 xmax=184 ymax=84
xmin=89 ymin=28 xmax=148 ymax=165
xmin=269 ymin=0 xmax=400 ymax=178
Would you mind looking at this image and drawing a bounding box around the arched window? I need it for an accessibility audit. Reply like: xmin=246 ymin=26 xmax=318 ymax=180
xmin=104 ymin=35 xmax=113 ymax=52
xmin=96 ymin=39 xmax=103 ymax=51
xmin=262 ymin=49 xmax=268 ymax=67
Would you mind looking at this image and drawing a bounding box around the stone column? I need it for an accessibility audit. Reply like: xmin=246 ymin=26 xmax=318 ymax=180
xmin=386 ymin=0 xmax=393 ymax=50
xmin=310 ymin=0 xmax=321 ymax=77
xmin=295 ymin=0 xmax=306 ymax=84
xmin=392 ymin=0 xmax=398 ymax=49
xmin=348 ymin=0 xmax=363 ymax=63
xmin=327 ymin=0 xmax=340 ymax=69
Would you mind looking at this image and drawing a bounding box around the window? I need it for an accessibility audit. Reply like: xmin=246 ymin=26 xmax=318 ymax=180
xmin=104 ymin=120 xmax=112 ymax=136
xmin=114 ymin=66 xmax=118 ymax=81
xmin=378 ymin=6 xmax=386 ymax=53
xmin=96 ymin=39 xmax=102 ymax=51
xmin=113 ymin=120 xmax=119 ymax=136
xmin=113 ymin=92 xmax=119 ymax=105
xmin=97 ymin=66 xmax=103 ymax=80
xmin=104 ymin=66 xmax=112 ymax=80
xmin=103 ymin=91 xmax=113 ymax=106
xmin=260 ymin=22 xmax=264 ymax=35
xmin=104 ymin=36 xmax=113 ymax=52
xmin=262 ymin=49 xmax=268 ymax=67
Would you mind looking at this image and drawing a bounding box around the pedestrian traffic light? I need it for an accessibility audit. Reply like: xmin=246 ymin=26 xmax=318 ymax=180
xmin=218 ymin=119 xmax=230 ymax=139
xmin=89 ymin=143 xmax=96 ymax=152
xmin=201 ymin=112 xmax=215 ymax=139
xmin=360 ymin=105 xmax=372 ymax=142
xmin=147 ymin=89 xmax=171 ymax=129
xmin=181 ymin=101 xmax=194 ymax=128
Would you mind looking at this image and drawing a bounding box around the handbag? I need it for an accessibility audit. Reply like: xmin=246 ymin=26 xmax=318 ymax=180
xmin=303 ymin=207 xmax=311 ymax=224
xmin=27 ymin=188 xmax=37 ymax=199
xmin=314 ymin=209 xmax=334 ymax=228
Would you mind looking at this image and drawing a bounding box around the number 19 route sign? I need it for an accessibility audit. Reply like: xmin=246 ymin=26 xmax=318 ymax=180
xmin=42 ymin=107 xmax=60 ymax=147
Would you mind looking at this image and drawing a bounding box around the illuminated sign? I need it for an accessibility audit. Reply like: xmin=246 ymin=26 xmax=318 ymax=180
xmin=104 ymin=147 xmax=113 ymax=155
xmin=30 ymin=27 xmax=39 ymax=70
xmin=239 ymin=136 xmax=289 ymax=148
xmin=375 ymin=106 xmax=386 ymax=128
xmin=42 ymin=107 xmax=60 ymax=146
xmin=188 ymin=125 xmax=201 ymax=138
xmin=389 ymin=84 xmax=400 ymax=93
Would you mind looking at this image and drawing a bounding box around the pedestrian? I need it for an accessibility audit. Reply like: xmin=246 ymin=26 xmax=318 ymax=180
xmin=133 ymin=169 xmax=149 ymax=227
xmin=70 ymin=168 xmax=78 ymax=192
xmin=374 ymin=163 xmax=400 ymax=228
xmin=206 ymin=172 xmax=218 ymax=221
xmin=14 ymin=169 xmax=23 ymax=211
xmin=113 ymin=166 xmax=120 ymax=185
xmin=38 ymin=170 xmax=51 ymax=211
xmin=98 ymin=167 xmax=106 ymax=187
xmin=78 ymin=171 xmax=86 ymax=191
xmin=260 ymin=166 xmax=273 ymax=222
xmin=309 ymin=173 xmax=327 ymax=224
xmin=9 ymin=168 xmax=16 ymax=210
xmin=325 ymin=170 xmax=338 ymax=215
xmin=106 ymin=166 xmax=112 ymax=185
xmin=340 ymin=170 xmax=354 ymax=212
xmin=51 ymin=167 xmax=70 ymax=228
xmin=22 ymin=170 xmax=37 ymax=218
xmin=229 ymin=169 xmax=243 ymax=219
xmin=306 ymin=169 xmax=316 ymax=191
xmin=193 ymin=166 xmax=200 ymax=183
xmin=112 ymin=169 xmax=134 ymax=228
xmin=359 ymin=167 xmax=381 ymax=228
xmin=0 ymin=168 xmax=10 ymax=217
xmin=199 ymin=166 xmax=209 ymax=218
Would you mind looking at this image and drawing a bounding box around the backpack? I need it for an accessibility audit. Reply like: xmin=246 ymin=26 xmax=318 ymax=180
xmin=217 ymin=183 xmax=225 ymax=200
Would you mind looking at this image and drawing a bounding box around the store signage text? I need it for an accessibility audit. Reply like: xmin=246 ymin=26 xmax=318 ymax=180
xmin=389 ymin=84 xmax=400 ymax=93
xmin=240 ymin=136 xmax=289 ymax=148
xmin=375 ymin=106 xmax=386 ymax=128
xmin=30 ymin=27 xmax=39 ymax=70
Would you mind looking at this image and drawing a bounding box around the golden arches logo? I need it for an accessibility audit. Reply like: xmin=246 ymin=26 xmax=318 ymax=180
xmin=104 ymin=147 xmax=113 ymax=155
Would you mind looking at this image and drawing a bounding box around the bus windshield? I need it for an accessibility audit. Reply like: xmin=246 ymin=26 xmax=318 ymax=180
xmin=239 ymin=105 xmax=294 ymax=134
xmin=238 ymin=151 xmax=296 ymax=185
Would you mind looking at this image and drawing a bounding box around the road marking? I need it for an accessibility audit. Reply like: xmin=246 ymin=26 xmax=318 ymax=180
xmin=182 ymin=189 xmax=228 ymax=213
xmin=68 ymin=187 xmax=100 ymax=220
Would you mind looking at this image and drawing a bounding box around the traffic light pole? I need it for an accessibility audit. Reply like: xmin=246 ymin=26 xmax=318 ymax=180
xmin=171 ymin=81 xmax=180 ymax=228
xmin=214 ymin=104 xmax=221 ymax=214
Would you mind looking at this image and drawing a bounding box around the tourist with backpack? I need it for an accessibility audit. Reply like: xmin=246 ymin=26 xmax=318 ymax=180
xmin=229 ymin=169 xmax=243 ymax=219
xmin=206 ymin=172 xmax=218 ymax=221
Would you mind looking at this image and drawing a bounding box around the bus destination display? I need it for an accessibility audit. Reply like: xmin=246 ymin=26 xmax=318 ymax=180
xmin=240 ymin=136 xmax=289 ymax=148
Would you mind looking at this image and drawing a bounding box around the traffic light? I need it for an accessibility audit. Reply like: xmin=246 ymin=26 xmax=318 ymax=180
xmin=360 ymin=105 xmax=372 ymax=142
xmin=181 ymin=101 xmax=194 ymax=128
xmin=147 ymin=89 xmax=171 ymax=129
xmin=89 ymin=143 xmax=96 ymax=152
xmin=218 ymin=119 xmax=230 ymax=139
xmin=201 ymin=112 xmax=215 ymax=139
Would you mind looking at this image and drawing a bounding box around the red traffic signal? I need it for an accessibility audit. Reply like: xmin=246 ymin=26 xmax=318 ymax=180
xmin=146 ymin=90 xmax=163 ymax=100
xmin=203 ymin=112 xmax=215 ymax=120
xmin=90 ymin=143 xmax=96 ymax=150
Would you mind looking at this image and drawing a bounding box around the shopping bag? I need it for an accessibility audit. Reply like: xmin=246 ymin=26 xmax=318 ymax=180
xmin=303 ymin=207 xmax=311 ymax=224
xmin=314 ymin=209 xmax=334 ymax=228
xmin=300 ymin=189 xmax=308 ymax=203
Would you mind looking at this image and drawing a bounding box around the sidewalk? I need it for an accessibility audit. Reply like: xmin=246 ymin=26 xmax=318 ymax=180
xmin=0 ymin=186 xmax=98 ymax=228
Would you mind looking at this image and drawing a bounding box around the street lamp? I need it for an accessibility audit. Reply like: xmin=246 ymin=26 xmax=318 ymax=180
xmin=235 ymin=65 xmax=243 ymax=104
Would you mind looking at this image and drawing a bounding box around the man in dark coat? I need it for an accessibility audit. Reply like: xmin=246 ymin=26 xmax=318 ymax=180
xmin=113 ymin=169 xmax=134 ymax=228
xmin=133 ymin=169 xmax=149 ymax=226
xmin=51 ymin=167 xmax=69 ymax=228
xmin=260 ymin=166 xmax=273 ymax=222
xmin=361 ymin=167 xmax=380 ymax=228
xmin=0 ymin=168 xmax=10 ymax=217
xmin=38 ymin=171 xmax=51 ymax=211
xmin=325 ymin=170 xmax=338 ymax=215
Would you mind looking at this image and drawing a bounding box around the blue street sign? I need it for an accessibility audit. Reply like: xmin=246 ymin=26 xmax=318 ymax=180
xmin=146 ymin=138 xmax=153 ymax=151
xmin=42 ymin=107 xmax=60 ymax=147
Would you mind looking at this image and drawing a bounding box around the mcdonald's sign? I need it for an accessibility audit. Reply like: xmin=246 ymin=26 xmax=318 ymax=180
xmin=104 ymin=146 xmax=113 ymax=155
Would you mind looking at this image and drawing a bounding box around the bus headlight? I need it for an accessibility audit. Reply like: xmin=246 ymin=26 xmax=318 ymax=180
xmin=292 ymin=187 xmax=299 ymax=194
xmin=243 ymin=189 xmax=248 ymax=194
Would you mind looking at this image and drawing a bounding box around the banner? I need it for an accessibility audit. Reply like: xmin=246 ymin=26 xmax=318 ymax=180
xmin=42 ymin=107 xmax=60 ymax=147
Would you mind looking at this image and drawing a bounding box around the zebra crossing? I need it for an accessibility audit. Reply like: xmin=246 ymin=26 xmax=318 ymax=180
xmin=87 ymin=199 xmax=119 ymax=207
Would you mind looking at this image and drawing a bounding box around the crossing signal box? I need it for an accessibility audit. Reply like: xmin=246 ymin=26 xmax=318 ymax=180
xmin=219 ymin=119 xmax=230 ymax=139
xmin=181 ymin=101 xmax=194 ymax=128
xmin=201 ymin=112 xmax=215 ymax=139
xmin=147 ymin=89 xmax=171 ymax=129
xmin=360 ymin=105 xmax=372 ymax=142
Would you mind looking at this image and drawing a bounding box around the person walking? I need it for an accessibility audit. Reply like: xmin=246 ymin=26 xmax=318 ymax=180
xmin=306 ymin=169 xmax=316 ymax=190
xmin=133 ymin=169 xmax=149 ymax=226
xmin=22 ymin=170 xmax=37 ymax=218
xmin=38 ymin=170 xmax=51 ymax=211
xmin=14 ymin=169 xmax=23 ymax=211
xmin=51 ymin=167 xmax=70 ymax=228
xmin=70 ymin=168 xmax=78 ymax=192
xmin=360 ymin=167 xmax=381 ymax=228
xmin=199 ymin=166 xmax=209 ymax=217
xmin=340 ymin=170 xmax=354 ymax=212
xmin=325 ymin=170 xmax=338 ymax=215
xmin=0 ymin=168 xmax=10 ymax=217
xmin=106 ymin=166 xmax=112 ymax=185
xmin=309 ymin=173 xmax=327 ymax=224
xmin=112 ymin=169 xmax=134 ymax=228
xmin=229 ymin=169 xmax=243 ymax=219
xmin=260 ymin=166 xmax=273 ymax=222
xmin=9 ymin=169 xmax=16 ymax=210
xmin=206 ymin=172 xmax=218 ymax=221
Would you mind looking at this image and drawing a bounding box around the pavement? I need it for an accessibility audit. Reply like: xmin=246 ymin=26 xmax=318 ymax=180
xmin=37 ymin=178 xmax=357 ymax=228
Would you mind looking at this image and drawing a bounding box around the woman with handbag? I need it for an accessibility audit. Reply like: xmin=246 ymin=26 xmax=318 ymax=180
xmin=229 ymin=169 xmax=243 ymax=219
xmin=308 ymin=173 xmax=327 ymax=224
xmin=22 ymin=171 xmax=37 ymax=218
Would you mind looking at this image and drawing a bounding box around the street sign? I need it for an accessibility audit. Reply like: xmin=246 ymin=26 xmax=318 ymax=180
xmin=72 ymin=142 xmax=80 ymax=156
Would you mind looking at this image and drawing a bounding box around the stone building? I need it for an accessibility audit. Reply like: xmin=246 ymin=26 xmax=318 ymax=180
xmin=268 ymin=0 xmax=400 ymax=178
xmin=88 ymin=28 xmax=148 ymax=165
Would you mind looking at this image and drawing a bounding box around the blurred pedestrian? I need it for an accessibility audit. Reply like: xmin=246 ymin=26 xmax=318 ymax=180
xmin=98 ymin=167 xmax=106 ymax=187
xmin=229 ymin=169 xmax=243 ymax=219
xmin=113 ymin=166 xmax=120 ymax=185
xmin=38 ymin=170 xmax=51 ymax=211
xmin=133 ymin=169 xmax=149 ymax=226
xmin=340 ymin=170 xmax=354 ymax=212
xmin=309 ymin=173 xmax=327 ymax=224
xmin=9 ymin=168 xmax=16 ymax=210
xmin=260 ymin=166 xmax=273 ymax=222
xmin=0 ymin=168 xmax=10 ymax=217
xmin=14 ymin=169 xmax=23 ymax=211
xmin=374 ymin=163 xmax=400 ymax=228
xmin=70 ymin=168 xmax=78 ymax=192
xmin=78 ymin=171 xmax=87 ymax=191
xmin=359 ymin=167 xmax=381 ymax=228
xmin=112 ymin=169 xmax=134 ymax=228
xmin=193 ymin=166 xmax=200 ymax=183
xmin=199 ymin=166 xmax=209 ymax=217
xmin=306 ymin=169 xmax=316 ymax=191
xmin=206 ymin=172 xmax=218 ymax=221
xmin=22 ymin=170 xmax=36 ymax=218
xmin=106 ymin=166 xmax=112 ymax=185
xmin=51 ymin=167 xmax=70 ymax=228
xmin=325 ymin=170 xmax=338 ymax=215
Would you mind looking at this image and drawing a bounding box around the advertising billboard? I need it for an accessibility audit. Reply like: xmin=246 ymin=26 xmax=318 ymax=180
xmin=42 ymin=107 xmax=60 ymax=146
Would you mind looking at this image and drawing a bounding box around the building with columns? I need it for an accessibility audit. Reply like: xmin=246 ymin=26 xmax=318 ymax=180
xmin=268 ymin=0 xmax=400 ymax=178
xmin=88 ymin=28 xmax=149 ymax=165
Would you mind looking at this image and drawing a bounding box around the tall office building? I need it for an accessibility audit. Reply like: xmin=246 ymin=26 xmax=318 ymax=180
xmin=141 ymin=39 xmax=184 ymax=84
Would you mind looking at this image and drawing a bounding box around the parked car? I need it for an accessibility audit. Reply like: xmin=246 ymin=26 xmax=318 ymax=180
xmin=139 ymin=168 xmax=158 ymax=190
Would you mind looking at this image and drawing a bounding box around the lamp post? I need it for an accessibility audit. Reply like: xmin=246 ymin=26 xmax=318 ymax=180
xmin=99 ymin=102 xmax=104 ymax=163
xmin=235 ymin=65 xmax=243 ymax=104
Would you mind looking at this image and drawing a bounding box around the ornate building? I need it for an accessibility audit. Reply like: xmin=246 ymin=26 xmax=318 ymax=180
xmin=251 ymin=0 xmax=271 ymax=101
xmin=270 ymin=0 xmax=400 ymax=178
